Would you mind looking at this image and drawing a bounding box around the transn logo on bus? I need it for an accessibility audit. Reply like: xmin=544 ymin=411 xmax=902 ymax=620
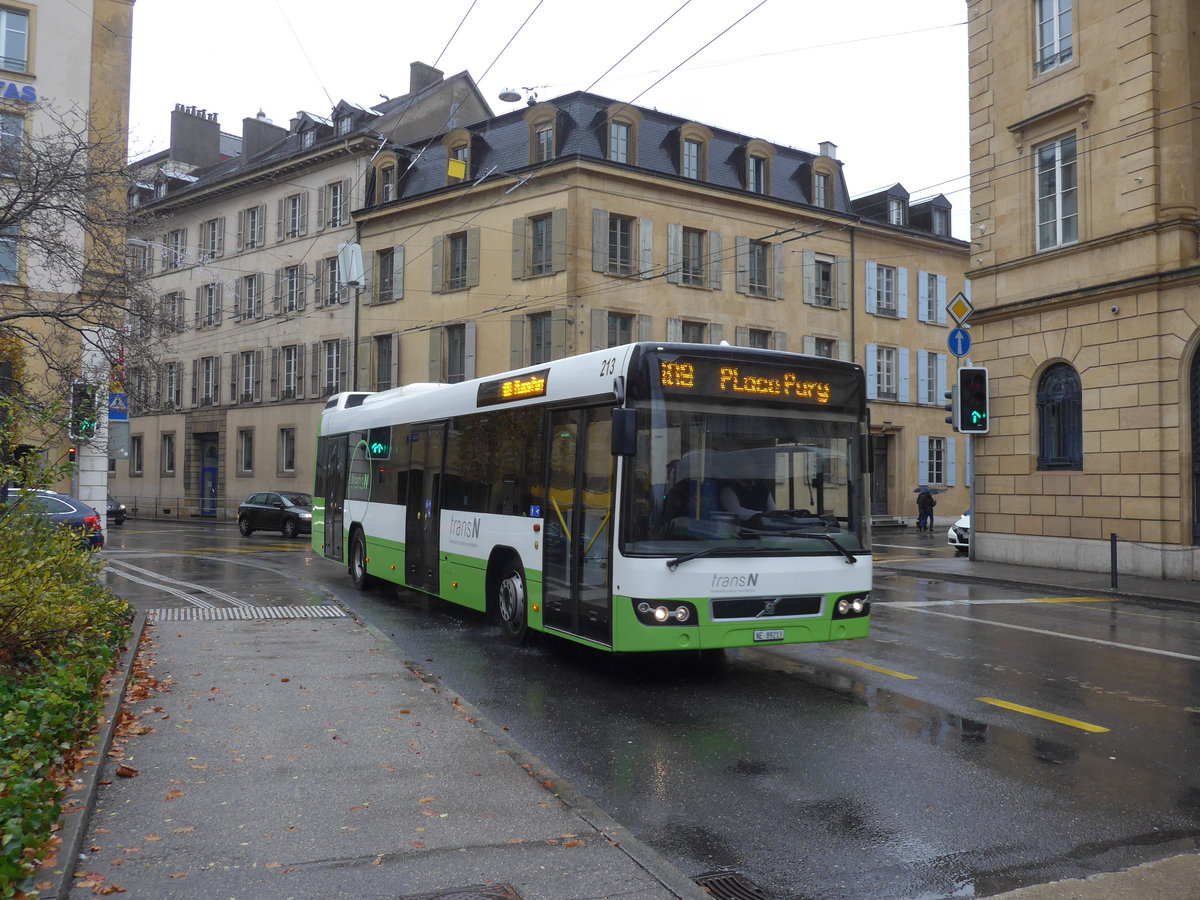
xmin=711 ymin=572 xmax=759 ymax=590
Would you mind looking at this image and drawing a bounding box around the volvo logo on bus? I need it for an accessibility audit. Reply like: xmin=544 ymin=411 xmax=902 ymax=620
xmin=711 ymin=572 xmax=759 ymax=591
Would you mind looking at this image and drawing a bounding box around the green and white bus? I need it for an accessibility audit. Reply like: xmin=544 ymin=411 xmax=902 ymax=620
xmin=313 ymin=342 xmax=871 ymax=652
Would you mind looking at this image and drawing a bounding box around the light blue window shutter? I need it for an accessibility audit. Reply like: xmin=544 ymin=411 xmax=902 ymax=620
xmin=638 ymin=218 xmax=654 ymax=278
xmin=865 ymin=262 xmax=877 ymax=314
xmin=964 ymin=278 xmax=971 ymax=300
xmin=802 ymin=249 xmax=815 ymax=305
xmin=918 ymin=437 xmax=929 ymax=485
xmin=836 ymin=256 xmax=850 ymax=309
xmin=666 ymin=318 xmax=682 ymax=341
xmin=917 ymin=350 xmax=929 ymax=403
xmin=898 ymin=347 xmax=910 ymax=402
xmin=708 ymin=231 xmax=723 ymax=290
xmin=803 ymin=335 xmax=815 ymax=355
xmin=735 ymin=236 xmax=749 ymax=295
xmin=590 ymin=308 xmax=608 ymax=351
xmin=510 ymin=315 xmax=525 ymax=369
xmin=897 ymin=267 xmax=909 ymax=319
xmin=666 ymin=223 xmax=682 ymax=283
xmin=709 ymin=323 xmax=725 ymax=344
xmin=837 ymin=340 xmax=849 ymax=360
xmin=736 ymin=326 xmax=749 ymax=346
xmin=464 ymin=321 xmax=477 ymax=380
xmin=917 ymin=271 xmax=930 ymax=322
xmin=591 ymin=209 xmax=607 ymax=272
xmin=772 ymin=243 xmax=786 ymax=300
xmin=638 ymin=314 xmax=653 ymax=340
xmin=936 ymin=353 xmax=947 ymax=402
xmin=947 ymin=438 xmax=957 ymax=487
xmin=773 ymin=331 xmax=786 ymax=351
xmin=936 ymin=275 xmax=947 ymax=324
xmin=865 ymin=343 xmax=878 ymax=399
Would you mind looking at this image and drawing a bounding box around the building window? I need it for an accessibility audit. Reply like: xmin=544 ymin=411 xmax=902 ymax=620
xmin=301 ymin=129 xmax=315 ymax=149
xmin=449 ymin=143 xmax=470 ymax=182
xmin=1036 ymin=134 xmax=1078 ymax=251
xmin=130 ymin=435 xmax=143 ymax=476
xmin=323 ymin=340 xmax=341 ymax=394
xmin=240 ymin=274 xmax=259 ymax=320
xmin=1037 ymin=363 xmax=1083 ymax=469
xmin=337 ymin=115 xmax=353 ymax=136
xmin=324 ymin=255 xmax=342 ymax=305
xmin=530 ymin=313 xmax=551 ymax=364
xmin=681 ymin=321 xmax=707 ymax=343
xmin=163 ymin=362 xmax=182 ymax=408
xmin=166 ymin=229 xmax=185 ymax=268
xmin=747 ymin=241 xmax=769 ymax=297
xmin=813 ymin=337 xmax=836 ymax=359
xmin=238 ymin=429 xmax=254 ymax=474
xmin=446 ymin=324 xmax=466 ymax=383
xmin=241 ymin=205 xmax=262 ymax=250
xmin=747 ymin=329 xmax=770 ymax=350
xmin=201 ymin=283 xmax=220 ymax=327
xmin=888 ymin=197 xmax=904 ymax=226
xmin=608 ymin=215 xmax=634 ymax=276
xmin=200 ymin=356 xmax=216 ymax=405
xmin=681 ymin=227 xmax=705 ymax=287
xmin=814 ymin=258 xmax=833 ymax=306
xmin=380 ymin=165 xmax=396 ymax=202
xmin=682 ymin=138 xmax=703 ymax=179
xmin=1035 ymin=0 xmax=1073 ymax=74
xmin=161 ymin=433 xmax=176 ymax=475
xmin=200 ymin=217 xmax=223 ymax=261
xmin=377 ymin=248 xmax=395 ymax=302
xmin=279 ymin=427 xmax=296 ymax=473
xmin=534 ymin=124 xmax=554 ymax=162
xmin=609 ymin=120 xmax=630 ymax=163
xmin=0 ymin=223 xmax=16 ymax=284
xmin=873 ymin=265 xmax=897 ymax=315
xmin=607 ymin=313 xmax=632 ymax=348
xmin=327 ymin=180 xmax=345 ymax=228
xmin=933 ymin=208 xmax=950 ymax=236
xmin=282 ymin=345 xmax=299 ymax=399
xmin=925 ymin=437 xmax=945 ymax=486
xmin=875 ymin=346 xmax=897 ymax=400
xmin=240 ymin=351 xmax=256 ymax=402
xmin=747 ymin=155 xmax=767 ymax=193
xmin=0 ymin=8 xmax=28 ymax=73
xmin=813 ymin=172 xmax=831 ymax=208
xmin=285 ymin=192 xmax=306 ymax=237
xmin=446 ymin=232 xmax=469 ymax=291
xmin=164 ymin=292 xmax=185 ymax=331
xmin=922 ymin=352 xmax=940 ymax=405
xmin=374 ymin=335 xmax=393 ymax=390
xmin=529 ymin=214 xmax=553 ymax=276
xmin=284 ymin=265 xmax=302 ymax=312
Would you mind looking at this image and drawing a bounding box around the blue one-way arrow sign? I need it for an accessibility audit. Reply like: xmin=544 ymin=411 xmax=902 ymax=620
xmin=948 ymin=327 xmax=972 ymax=358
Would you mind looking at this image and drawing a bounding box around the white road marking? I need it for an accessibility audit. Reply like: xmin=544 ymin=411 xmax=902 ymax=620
xmin=106 ymin=559 xmax=254 ymax=609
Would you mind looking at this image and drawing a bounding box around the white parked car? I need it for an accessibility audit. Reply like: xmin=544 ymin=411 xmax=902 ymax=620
xmin=948 ymin=513 xmax=970 ymax=555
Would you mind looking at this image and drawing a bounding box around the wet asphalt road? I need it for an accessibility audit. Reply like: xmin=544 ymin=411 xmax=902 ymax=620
xmin=99 ymin=520 xmax=1200 ymax=900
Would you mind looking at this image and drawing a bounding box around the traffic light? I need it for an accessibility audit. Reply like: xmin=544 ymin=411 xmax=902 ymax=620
xmin=68 ymin=381 xmax=100 ymax=441
xmin=957 ymin=367 xmax=990 ymax=434
xmin=944 ymin=385 xmax=958 ymax=428
xmin=67 ymin=447 xmax=77 ymax=463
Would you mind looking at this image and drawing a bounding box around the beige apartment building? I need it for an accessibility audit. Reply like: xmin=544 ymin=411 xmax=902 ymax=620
xmin=965 ymin=0 xmax=1199 ymax=580
xmin=116 ymin=77 xmax=971 ymax=529
xmin=0 ymin=0 xmax=133 ymax=517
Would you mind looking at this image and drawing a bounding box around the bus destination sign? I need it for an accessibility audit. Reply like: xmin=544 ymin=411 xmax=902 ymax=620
xmin=660 ymin=360 xmax=831 ymax=405
xmin=477 ymin=369 xmax=550 ymax=407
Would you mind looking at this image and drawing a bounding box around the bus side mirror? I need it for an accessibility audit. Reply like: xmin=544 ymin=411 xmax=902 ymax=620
xmin=611 ymin=408 xmax=637 ymax=456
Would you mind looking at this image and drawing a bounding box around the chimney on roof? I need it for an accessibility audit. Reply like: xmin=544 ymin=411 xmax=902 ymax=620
xmin=170 ymin=103 xmax=221 ymax=167
xmin=242 ymin=112 xmax=288 ymax=160
xmin=410 ymin=61 xmax=444 ymax=95
xmin=819 ymin=141 xmax=838 ymax=159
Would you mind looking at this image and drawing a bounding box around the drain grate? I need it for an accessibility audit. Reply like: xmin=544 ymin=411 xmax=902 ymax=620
xmin=394 ymin=886 xmax=522 ymax=900
xmin=695 ymin=870 xmax=771 ymax=900
xmin=149 ymin=605 xmax=348 ymax=622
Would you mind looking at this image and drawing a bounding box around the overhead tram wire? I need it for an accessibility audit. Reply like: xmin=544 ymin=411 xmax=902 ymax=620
xmin=583 ymin=0 xmax=697 ymax=94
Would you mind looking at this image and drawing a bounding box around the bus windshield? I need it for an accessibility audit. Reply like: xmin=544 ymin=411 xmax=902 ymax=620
xmin=621 ymin=402 xmax=864 ymax=558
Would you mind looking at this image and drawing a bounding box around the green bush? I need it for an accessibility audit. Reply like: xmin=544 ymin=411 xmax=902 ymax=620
xmin=0 ymin=510 xmax=132 ymax=897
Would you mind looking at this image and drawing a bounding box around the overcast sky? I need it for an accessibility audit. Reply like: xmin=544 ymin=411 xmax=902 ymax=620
xmin=125 ymin=0 xmax=970 ymax=237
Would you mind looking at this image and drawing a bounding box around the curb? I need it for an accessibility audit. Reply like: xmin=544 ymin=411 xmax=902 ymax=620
xmin=37 ymin=610 xmax=148 ymax=900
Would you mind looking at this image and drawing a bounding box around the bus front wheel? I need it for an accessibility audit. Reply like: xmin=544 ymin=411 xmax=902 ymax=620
xmin=349 ymin=529 xmax=372 ymax=590
xmin=495 ymin=560 xmax=529 ymax=645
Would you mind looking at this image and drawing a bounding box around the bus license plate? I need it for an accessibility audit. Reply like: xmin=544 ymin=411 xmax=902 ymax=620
xmin=754 ymin=629 xmax=785 ymax=642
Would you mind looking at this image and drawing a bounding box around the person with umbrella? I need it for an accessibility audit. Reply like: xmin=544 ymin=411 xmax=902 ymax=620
xmin=916 ymin=487 xmax=937 ymax=532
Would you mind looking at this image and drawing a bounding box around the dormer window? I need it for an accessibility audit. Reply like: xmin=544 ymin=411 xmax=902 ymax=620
xmin=742 ymin=140 xmax=773 ymax=194
xmin=888 ymin=197 xmax=905 ymax=226
xmin=525 ymin=103 xmax=560 ymax=165
xmin=301 ymin=129 xmax=315 ymax=149
xmin=336 ymin=116 xmax=352 ymax=136
xmin=605 ymin=105 xmax=640 ymax=166
xmin=380 ymin=165 xmax=395 ymax=202
xmin=443 ymin=129 xmax=474 ymax=185
xmin=933 ymin=208 xmax=950 ymax=236
xmin=678 ymin=122 xmax=712 ymax=181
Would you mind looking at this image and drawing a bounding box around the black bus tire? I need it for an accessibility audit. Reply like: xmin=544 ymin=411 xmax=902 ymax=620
xmin=349 ymin=528 xmax=373 ymax=590
xmin=494 ymin=557 xmax=529 ymax=646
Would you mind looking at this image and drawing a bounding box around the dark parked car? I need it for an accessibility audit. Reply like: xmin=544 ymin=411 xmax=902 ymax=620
xmin=237 ymin=491 xmax=313 ymax=538
xmin=1 ymin=488 xmax=105 ymax=550
xmin=107 ymin=494 xmax=127 ymax=525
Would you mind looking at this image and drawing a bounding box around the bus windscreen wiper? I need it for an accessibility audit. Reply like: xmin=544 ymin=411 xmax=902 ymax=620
xmin=666 ymin=544 xmax=750 ymax=571
xmin=752 ymin=530 xmax=857 ymax=564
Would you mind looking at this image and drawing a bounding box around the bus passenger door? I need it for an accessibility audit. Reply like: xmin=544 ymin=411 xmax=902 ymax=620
xmin=322 ymin=435 xmax=348 ymax=561
xmin=542 ymin=408 xmax=614 ymax=646
xmin=405 ymin=424 xmax=444 ymax=594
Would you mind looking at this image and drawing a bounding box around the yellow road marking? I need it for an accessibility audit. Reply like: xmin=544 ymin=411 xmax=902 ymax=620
xmin=977 ymin=697 xmax=1109 ymax=733
xmin=1028 ymin=597 xmax=1116 ymax=604
xmin=834 ymin=658 xmax=918 ymax=680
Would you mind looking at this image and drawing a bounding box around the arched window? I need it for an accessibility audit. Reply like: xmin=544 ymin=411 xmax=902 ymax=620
xmin=1037 ymin=363 xmax=1082 ymax=470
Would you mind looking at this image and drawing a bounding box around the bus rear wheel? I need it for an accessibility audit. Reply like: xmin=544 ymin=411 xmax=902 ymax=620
xmin=495 ymin=560 xmax=528 ymax=645
xmin=349 ymin=529 xmax=372 ymax=590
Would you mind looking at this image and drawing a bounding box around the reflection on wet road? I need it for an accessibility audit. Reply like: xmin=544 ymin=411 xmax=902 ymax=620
xmin=100 ymin=523 xmax=1200 ymax=899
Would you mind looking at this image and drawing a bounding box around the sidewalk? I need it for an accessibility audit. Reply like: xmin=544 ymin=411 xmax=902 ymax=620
xmin=41 ymin=551 xmax=1199 ymax=900
xmin=46 ymin=610 xmax=707 ymax=900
